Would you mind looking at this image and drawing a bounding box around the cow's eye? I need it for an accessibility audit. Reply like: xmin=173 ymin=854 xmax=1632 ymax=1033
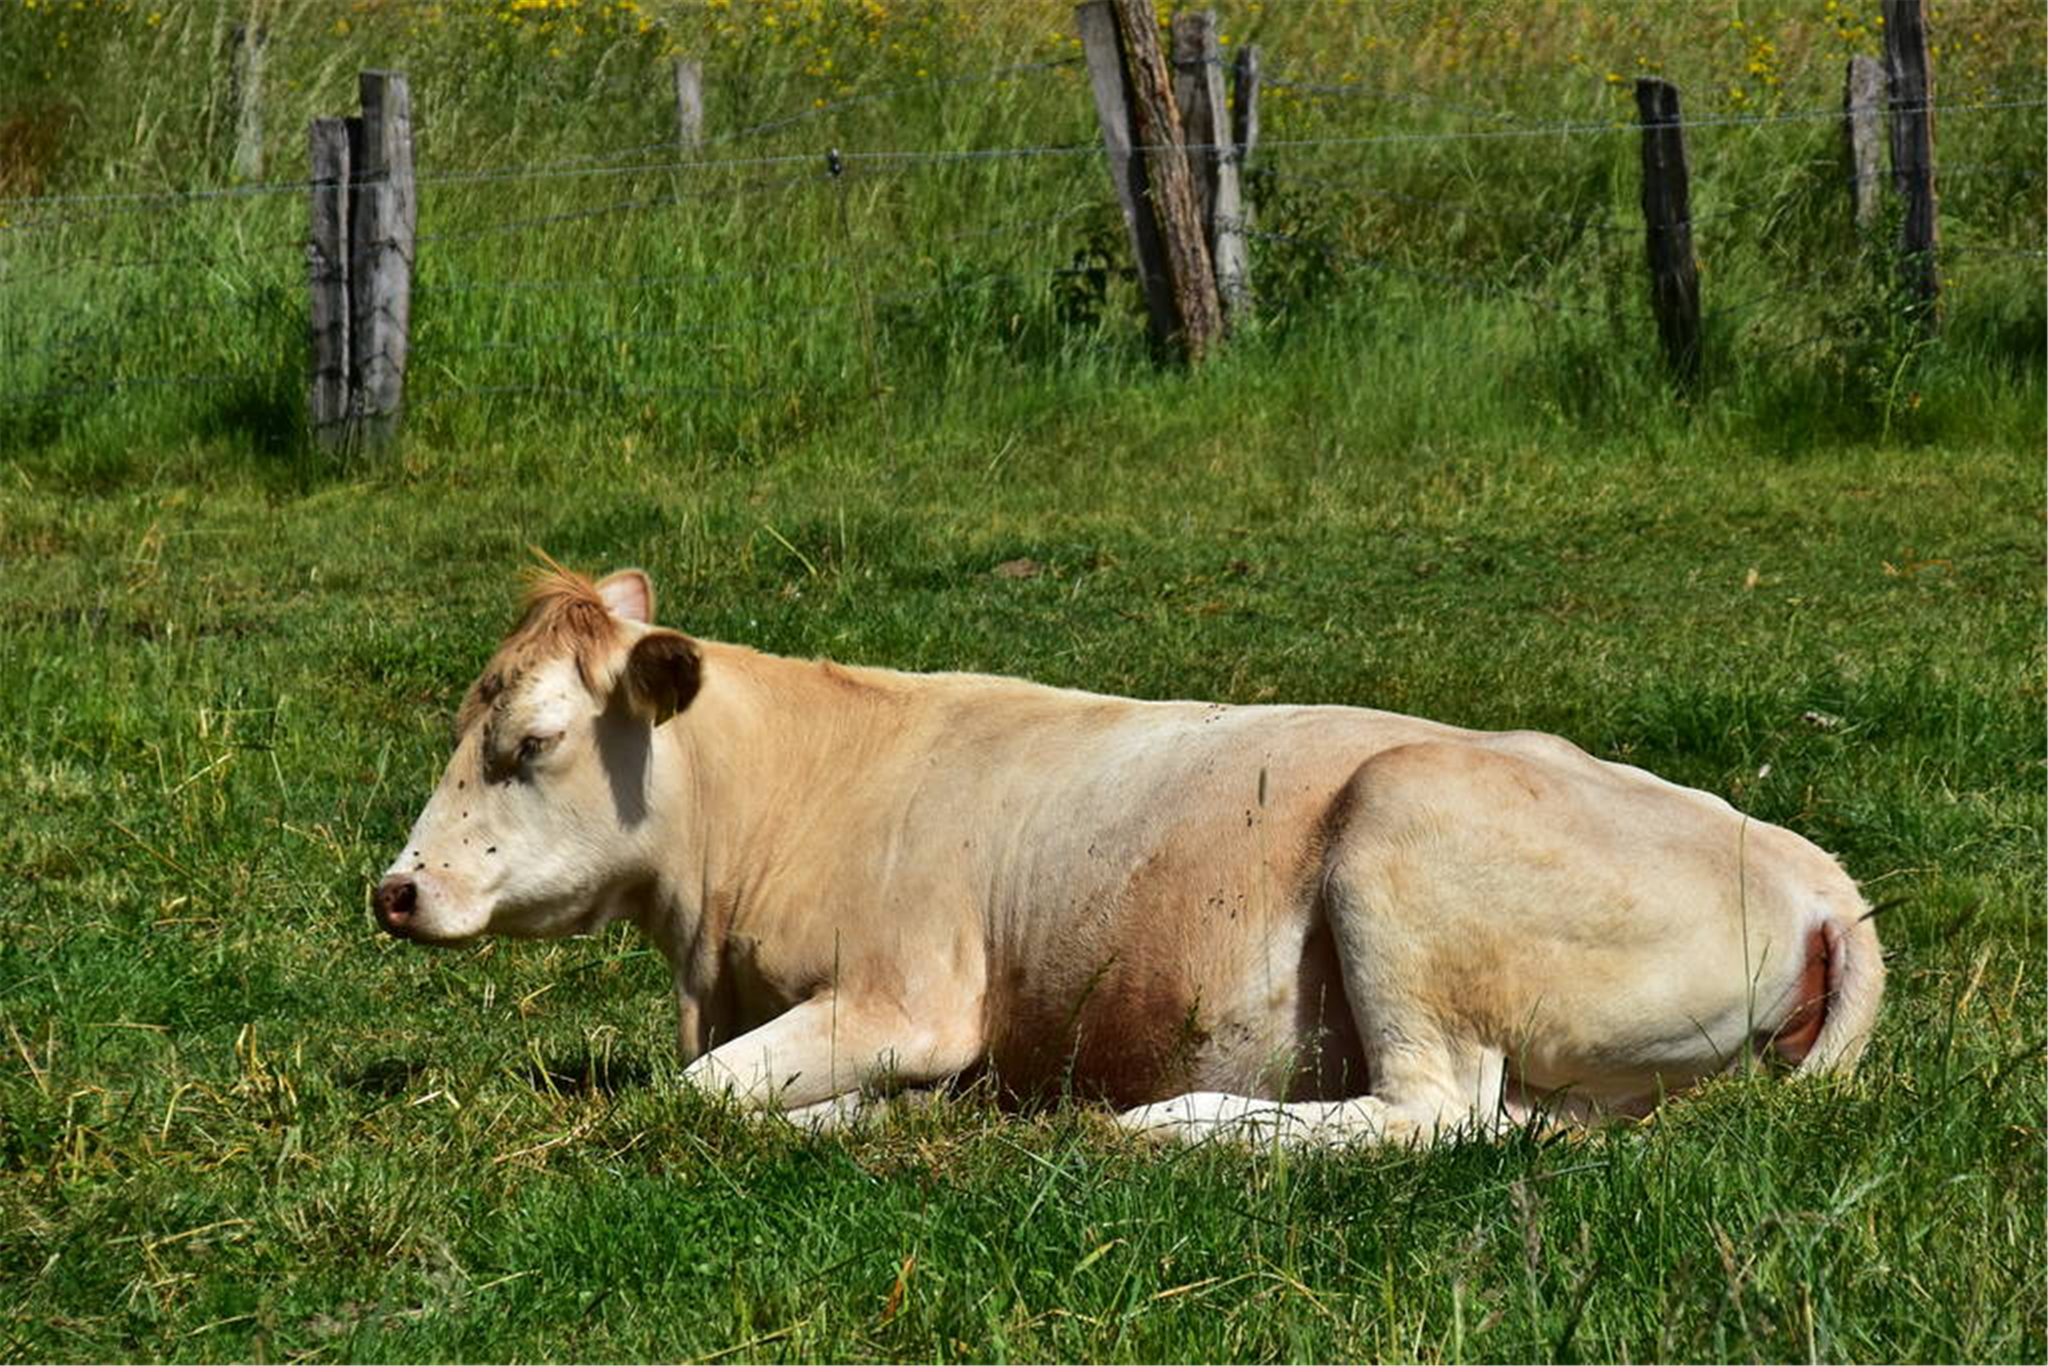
xmin=516 ymin=732 xmax=561 ymax=766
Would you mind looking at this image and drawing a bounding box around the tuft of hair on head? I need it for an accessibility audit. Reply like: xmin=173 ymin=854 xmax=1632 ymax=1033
xmin=504 ymin=551 xmax=622 ymax=690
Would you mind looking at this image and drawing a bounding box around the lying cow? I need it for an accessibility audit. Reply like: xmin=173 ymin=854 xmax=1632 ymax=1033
xmin=374 ymin=564 xmax=1883 ymax=1145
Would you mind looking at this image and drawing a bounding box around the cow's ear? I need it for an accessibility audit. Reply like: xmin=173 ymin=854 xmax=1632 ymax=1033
xmin=621 ymin=628 xmax=701 ymax=725
xmin=596 ymin=569 xmax=655 ymax=624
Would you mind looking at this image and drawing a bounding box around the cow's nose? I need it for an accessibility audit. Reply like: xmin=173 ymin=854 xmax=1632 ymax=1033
xmin=375 ymin=875 xmax=418 ymax=937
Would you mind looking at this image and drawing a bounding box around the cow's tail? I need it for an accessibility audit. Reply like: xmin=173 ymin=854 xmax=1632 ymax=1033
xmin=1788 ymin=908 xmax=1887 ymax=1076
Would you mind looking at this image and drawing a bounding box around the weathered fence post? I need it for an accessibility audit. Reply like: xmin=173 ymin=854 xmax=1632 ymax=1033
xmin=309 ymin=73 xmax=415 ymax=450
xmin=1076 ymin=0 xmax=1222 ymax=362
xmin=1843 ymin=54 xmax=1887 ymax=232
xmin=1171 ymin=10 xmax=1249 ymax=325
xmin=1110 ymin=0 xmax=1221 ymax=362
xmin=1883 ymin=0 xmax=1940 ymax=325
xmin=1231 ymin=43 xmax=1261 ymax=174
xmin=1077 ymin=1 xmax=1178 ymax=349
xmin=228 ymin=23 xmax=267 ymax=180
xmin=1634 ymin=77 xmax=1701 ymax=385
xmin=308 ymin=118 xmax=352 ymax=450
xmin=673 ymin=59 xmax=703 ymax=154
xmin=1171 ymin=16 xmax=1218 ymax=247
xmin=349 ymin=70 xmax=415 ymax=446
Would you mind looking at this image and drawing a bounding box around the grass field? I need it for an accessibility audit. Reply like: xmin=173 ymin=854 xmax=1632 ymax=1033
xmin=2 ymin=2 xmax=2043 ymax=1362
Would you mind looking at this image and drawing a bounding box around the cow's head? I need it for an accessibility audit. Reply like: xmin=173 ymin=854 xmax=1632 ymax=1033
xmin=374 ymin=565 xmax=700 ymax=945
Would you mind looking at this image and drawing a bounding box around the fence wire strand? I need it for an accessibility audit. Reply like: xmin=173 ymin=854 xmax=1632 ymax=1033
xmin=3 ymin=34 xmax=2038 ymax=419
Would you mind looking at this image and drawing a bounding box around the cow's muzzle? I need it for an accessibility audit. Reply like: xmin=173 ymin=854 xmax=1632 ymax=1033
xmin=374 ymin=874 xmax=419 ymax=938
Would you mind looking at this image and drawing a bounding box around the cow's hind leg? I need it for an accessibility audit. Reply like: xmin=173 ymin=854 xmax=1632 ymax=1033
xmin=1122 ymin=744 xmax=1563 ymax=1151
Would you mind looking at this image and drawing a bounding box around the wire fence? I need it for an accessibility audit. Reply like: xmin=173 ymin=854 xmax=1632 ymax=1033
xmin=1 ymin=44 xmax=2040 ymax=425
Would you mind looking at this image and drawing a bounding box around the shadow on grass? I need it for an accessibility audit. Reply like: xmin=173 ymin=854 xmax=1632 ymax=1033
xmin=343 ymin=1056 xmax=430 ymax=1099
xmin=524 ymin=1052 xmax=652 ymax=1097
xmin=337 ymin=1053 xmax=652 ymax=1101
xmin=198 ymin=374 xmax=304 ymax=460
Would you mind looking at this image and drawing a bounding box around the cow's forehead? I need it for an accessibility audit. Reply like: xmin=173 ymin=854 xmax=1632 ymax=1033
xmin=458 ymin=648 xmax=589 ymax=739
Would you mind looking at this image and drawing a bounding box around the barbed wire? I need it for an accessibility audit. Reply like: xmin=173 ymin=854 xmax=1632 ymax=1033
xmin=407 ymin=58 xmax=1083 ymax=186
xmin=5 ymin=270 xmax=297 ymax=358
xmin=1263 ymin=70 xmax=1525 ymax=124
xmin=711 ymin=59 xmax=1082 ymax=144
xmin=418 ymin=150 xmax=1102 ymax=245
xmin=1262 ymin=72 xmax=2045 ymax=125
xmin=1259 ymin=164 xmax=1620 ymax=232
xmin=415 ymin=169 xmax=825 ymax=243
xmin=1255 ymin=161 xmax=1798 ymax=237
xmin=415 ymin=204 xmax=1102 ymax=296
xmin=408 ymin=94 xmax=2048 ymax=194
xmin=411 ymin=96 xmax=2048 ymax=193
xmin=1252 ymin=96 xmax=2047 ymax=154
xmin=0 ymin=59 xmax=1079 ymax=207
xmin=413 ymin=138 xmax=1104 ymax=200
xmin=2 ymin=92 xmax=2032 ymax=228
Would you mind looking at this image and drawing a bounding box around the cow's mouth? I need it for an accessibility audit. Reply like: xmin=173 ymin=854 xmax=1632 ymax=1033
xmin=374 ymin=874 xmax=487 ymax=946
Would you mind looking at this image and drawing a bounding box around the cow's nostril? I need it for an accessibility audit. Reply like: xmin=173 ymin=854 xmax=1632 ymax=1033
xmin=375 ymin=875 xmax=418 ymax=937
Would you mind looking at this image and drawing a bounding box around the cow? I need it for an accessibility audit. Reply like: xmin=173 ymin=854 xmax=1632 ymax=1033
xmin=373 ymin=563 xmax=1884 ymax=1146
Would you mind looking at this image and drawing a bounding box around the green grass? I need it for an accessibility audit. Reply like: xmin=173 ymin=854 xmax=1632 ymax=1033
xmin=2 ymin=2 xmax=2043 ymax=1362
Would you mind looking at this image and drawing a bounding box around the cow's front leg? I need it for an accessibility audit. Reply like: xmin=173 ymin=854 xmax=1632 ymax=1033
xmin=681 ymin=993 xmax=977 ymax=1113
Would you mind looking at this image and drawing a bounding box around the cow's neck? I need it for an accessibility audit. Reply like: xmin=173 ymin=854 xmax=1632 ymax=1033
xmin=636 ymin=641 xmax=909 ymax=1046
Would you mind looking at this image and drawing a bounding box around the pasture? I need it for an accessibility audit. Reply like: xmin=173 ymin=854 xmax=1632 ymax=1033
xmin=1 ymin=2 xmax=2042 ymax=1361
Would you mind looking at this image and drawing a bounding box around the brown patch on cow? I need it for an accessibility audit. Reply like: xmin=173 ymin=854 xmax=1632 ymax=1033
xmin=1761 ymin=924 xmax=1831 ymax=1066
xmin=1065 ymin=951 xmax=1207 ymax=1108
xmin=979 ymin=950 xmax=1187 ymax=1109
xmin=1012 ymin=786 xmax=1348 ymax=1108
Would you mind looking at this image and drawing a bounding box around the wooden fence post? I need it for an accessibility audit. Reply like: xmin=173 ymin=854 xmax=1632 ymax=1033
xmin=307 ymin=117 xmax=351 ymax=450
xmin=1110 ymin=0 xmax=1221 ymax=362
xmin=1844 ymin=55 xmax=1887 ymax=232
xmin=1231 ymin=43 xmax=1261 ymax=174
xmin=1077 ymin=0 xmax=1225 ymax=361
xmin=1077 ymin=0 xmax=1178 ymax=350
xmin=1634 ymin=77 xmax=1701 ymax=385
xmin=1883 ymin=0 xmax=1940 ymax=324
xmin=1171 ymin=11 xmax=1249 ymax=325
xmin=673 ymin=60 xmax=703 ymax=154
xmin=229 ymin=23 xmax=267 ymax=180
xmin=349 ymin=70 xmax=415 ymax=446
